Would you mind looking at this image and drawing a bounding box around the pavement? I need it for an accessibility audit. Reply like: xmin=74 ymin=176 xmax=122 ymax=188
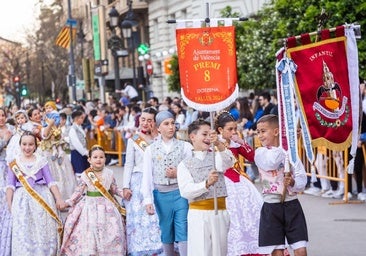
xmin=109 ymin=165 xmax=366 ymax=256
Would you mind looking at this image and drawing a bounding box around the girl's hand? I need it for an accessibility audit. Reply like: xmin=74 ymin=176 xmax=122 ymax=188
xmin=56 ymin=199 xmax=68 ymax=210
xmin=231 ymin=133 xmax=244 ymax=144
xmin=123 ymin=188 xmax=132 ymax=201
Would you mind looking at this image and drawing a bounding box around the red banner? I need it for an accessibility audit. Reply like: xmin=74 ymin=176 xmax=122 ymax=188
xmin=176 ymin=26 xmax=238 ymax=111
xmin=287 ymin=36 xmax=352 ymax=150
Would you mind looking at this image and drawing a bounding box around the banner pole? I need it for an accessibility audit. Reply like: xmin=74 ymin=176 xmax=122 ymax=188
xmin=204 ymin=2 xmax=218 ymax=215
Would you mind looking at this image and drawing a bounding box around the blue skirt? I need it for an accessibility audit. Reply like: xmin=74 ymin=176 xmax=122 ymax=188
xmin=71 ymin=150 xmax=89 ymax=174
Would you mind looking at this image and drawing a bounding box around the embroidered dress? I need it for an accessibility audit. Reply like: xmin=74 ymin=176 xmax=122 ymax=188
xmin=123 ymin=134 xmax=163 ymax=256
xmin=61 ymin=167 xmax=126 ymax=255
xmin=40 ymin=126 xmax=77 ymax=203
xmin=0 ymin=124 xmax=13 ymax=256
xmin=225 ymin=140 xmax=264 ymax=256
xmin=7 ymin=155 xmax=60 ymax=256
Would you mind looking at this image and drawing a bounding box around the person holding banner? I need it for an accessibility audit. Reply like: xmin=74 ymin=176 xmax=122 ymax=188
xmin=141 ymin=110 xmax=193 ymax=256
xmin=6 ymin=132 xmax=65 ymax=256
xmin=215 ymin=111 xmax=265 ymax=256
xmin=254 ymin=114 xmax=308 ymax=256
xmin=177 ymin=119 xmax=235 ymax=256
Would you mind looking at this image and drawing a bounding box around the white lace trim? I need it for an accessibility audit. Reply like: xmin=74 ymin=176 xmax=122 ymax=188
xmin=15 ymin=153 xmax=48 ymax=177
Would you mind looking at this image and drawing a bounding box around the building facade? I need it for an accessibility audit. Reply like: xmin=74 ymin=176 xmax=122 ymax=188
xmin=64 ymin=0 xmax=268 ymax=101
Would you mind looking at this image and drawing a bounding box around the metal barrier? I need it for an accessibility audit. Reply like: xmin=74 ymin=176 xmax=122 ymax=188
xmin=86 ymin=128 xmax=125 ymax=166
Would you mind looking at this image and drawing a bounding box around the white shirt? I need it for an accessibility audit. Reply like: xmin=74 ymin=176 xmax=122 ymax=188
xmin=69 ymin=124 xmax=88 ymax=156
xmin=123 ymin=85 xmax=138 ymax=99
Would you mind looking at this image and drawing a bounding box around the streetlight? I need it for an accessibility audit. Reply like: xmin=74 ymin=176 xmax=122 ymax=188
xmin=108 ymin=6 xmax=128 ymax=91
xmin=121 ymin=0 xmax=138 ymax=89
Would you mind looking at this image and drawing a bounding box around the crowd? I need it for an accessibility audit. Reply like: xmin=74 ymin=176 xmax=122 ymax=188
xmin=0 ymin=85 xmax=365 ymax=256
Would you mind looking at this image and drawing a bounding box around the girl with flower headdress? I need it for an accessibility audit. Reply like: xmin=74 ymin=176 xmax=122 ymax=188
xmin=215 ymin=111 xmax=266 ymax=256
xmin=60 ymin=145 xmax=126 ymax=255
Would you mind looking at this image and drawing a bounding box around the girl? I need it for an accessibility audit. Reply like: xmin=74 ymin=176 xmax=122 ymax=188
xmin=6 ymin=132 xmax=65 ymax=256
xmin=5 ymin=110 xmax=34 ymax=163
xmin=215 ymin=111 xmax=265 ymax=256
xmin=61 ymin=145 xmax=127 ymax=255
xmin=0 ymin=107 xmax=14 ymax=255
xmin=122 ymin=107 xmax=163 ymax=255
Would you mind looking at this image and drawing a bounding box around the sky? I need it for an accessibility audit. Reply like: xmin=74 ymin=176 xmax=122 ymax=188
xmin=0 ymin=0 xmax=48 ymax=43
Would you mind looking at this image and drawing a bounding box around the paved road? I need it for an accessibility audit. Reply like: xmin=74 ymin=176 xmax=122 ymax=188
xmin=110 ymin=165 xmax=366 ymax=256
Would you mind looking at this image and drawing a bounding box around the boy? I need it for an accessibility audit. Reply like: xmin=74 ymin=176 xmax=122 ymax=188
xmin=254 ymin=114 xmax=308 ymax=256
xmin=68 ymin=110 xmax=89 ymax=178
xmin=141 ymin=110 xmax=193 ymax=256
xmin=177 ymin=119 xmax=235 ymax=256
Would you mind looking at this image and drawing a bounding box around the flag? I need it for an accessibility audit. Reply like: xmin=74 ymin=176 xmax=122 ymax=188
xmin=55 ymin=19 xmax=77 ymax=48
xmin=284 ymin=25 xmax=359 ymax=155
xmin=176 ymin=25 xmax=238 ymax=112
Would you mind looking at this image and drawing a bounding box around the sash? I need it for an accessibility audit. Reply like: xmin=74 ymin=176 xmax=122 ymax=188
xmin=9 ymin=160 xmax=63 ymax=243
xmin=85 ymin=168 xmax=126 ymax=216
xmin=132 ymin=133 xmax=149 ymax=151
xmin=232 ymin=158 xmax=251 ymax=181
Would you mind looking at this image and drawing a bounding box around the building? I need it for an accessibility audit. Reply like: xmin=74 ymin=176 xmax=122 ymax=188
xmin=62 ymin=0 xmax=269 ymax=101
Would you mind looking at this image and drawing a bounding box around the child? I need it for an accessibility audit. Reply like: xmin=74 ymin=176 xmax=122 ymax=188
xmin=0 ymin=107 xmax=14 ymax=255
xmin=177 ymin=119 xmax=235 ymax=256
xmin=141 ymin=110 xmax=193 ymax=256
xmin=254 ymin=114 xmax=308 ymax=256
xmin=122 ymin=107 xmax=163 ymax=255
xmin=61 ymin=145 xmax=127 ymax=255
xmin=215 ymin=111 xmax=266 ymax=256
xmin=43 ymin=101 xmax=66 ymax=164
xmin=6 ymin=110 xmax=34 ymax=163
xmin=6 ymin=132 xmax=65 ymax=255
xmin=68 ymin=110 xmax=89 ymax=178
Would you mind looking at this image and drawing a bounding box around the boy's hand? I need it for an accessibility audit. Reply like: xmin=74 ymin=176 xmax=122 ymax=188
xmin=165 ymin=167 xmax=177 ymax=178
xmin=206 ymin=170 xmax=219 ymax=188
xmin=284 ymin=174 xmax=294 ymax=187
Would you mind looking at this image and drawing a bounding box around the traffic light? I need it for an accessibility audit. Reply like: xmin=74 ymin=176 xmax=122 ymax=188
xmin=13 ymin=76 xmax=20 ymax=92
xmin=20 ymin=84 xmax=28 ymax=97
xmin=137 ymin=43 xmax=149 ymax=55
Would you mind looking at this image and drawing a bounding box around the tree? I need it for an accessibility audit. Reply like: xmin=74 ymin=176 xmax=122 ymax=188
xmin=236 ymin=0 xmax=366 ymax=89
xmin=166 ymin=54 xmax=180 ymax=92
xmin=26 ymin=0 xmax=69 ymax=103
xmin=0 ymin=40 xmax=26 ymax=106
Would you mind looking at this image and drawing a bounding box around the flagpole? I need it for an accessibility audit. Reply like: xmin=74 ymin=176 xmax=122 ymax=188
xmin=67 ymin=0 xmax=77 ymax=103
xmin=279 ymin=23 xmax=360 ymax=44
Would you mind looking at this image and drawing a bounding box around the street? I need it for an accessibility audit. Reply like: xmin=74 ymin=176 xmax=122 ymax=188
xmin=110 ymin=165 xmax=366 ymax=256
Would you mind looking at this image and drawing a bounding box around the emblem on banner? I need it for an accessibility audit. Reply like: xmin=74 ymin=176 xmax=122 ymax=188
xmin=313 ymin=60 xmax=349 ymax=128
xmin=199 ymin=31 xmax=214 ymax=46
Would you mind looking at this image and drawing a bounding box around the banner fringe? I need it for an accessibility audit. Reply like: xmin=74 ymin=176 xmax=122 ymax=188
xmin=181 ymin=84 xmax=239 ymax=112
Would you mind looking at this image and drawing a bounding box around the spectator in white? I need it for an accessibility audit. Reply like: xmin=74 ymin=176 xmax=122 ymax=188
xmin=117 ymin=82 xmax=139 ymax=104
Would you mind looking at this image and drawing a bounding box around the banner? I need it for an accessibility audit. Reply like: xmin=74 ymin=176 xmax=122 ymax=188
xmin=176 ymin=26 xmax=238 ymax=111
xmin=286 ymin=26 xmax=359 ymax=152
